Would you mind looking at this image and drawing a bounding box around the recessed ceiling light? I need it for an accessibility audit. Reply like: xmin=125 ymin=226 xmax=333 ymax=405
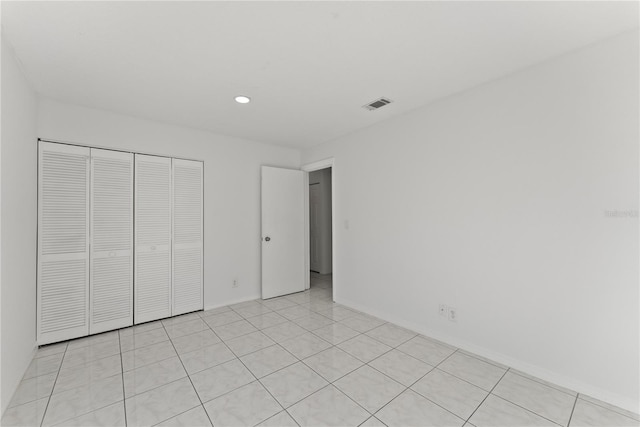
xmin=235 ymin=96 xmax=251 ymax=104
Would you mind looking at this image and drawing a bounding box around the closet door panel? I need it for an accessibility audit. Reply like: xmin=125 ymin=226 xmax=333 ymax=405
xmin=38 ymin=142 xmax=90 ymax=345
xmin=135 ymin=154 xmax=172 ymax=323
xmin=172 ymin=159 xmax=203 ymax=315
xmin=90 ymin=149 xmax=134 ymax=334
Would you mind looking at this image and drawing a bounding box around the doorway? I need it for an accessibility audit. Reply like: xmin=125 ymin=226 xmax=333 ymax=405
xmin=308 ymin=167 xmax=332 ymax=295
xmin=260 ymin=159 xmax=335 ymax=301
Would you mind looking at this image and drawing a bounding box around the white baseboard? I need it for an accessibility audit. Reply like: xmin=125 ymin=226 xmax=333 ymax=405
xmin=204 ymin=294 xmax=261 ymax=312
xmin=337 ymin=297 xmax=639 ymax=415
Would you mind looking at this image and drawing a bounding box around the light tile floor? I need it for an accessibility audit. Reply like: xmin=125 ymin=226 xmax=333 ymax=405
xmin=3 ymin=273 xmax=639 ymax=426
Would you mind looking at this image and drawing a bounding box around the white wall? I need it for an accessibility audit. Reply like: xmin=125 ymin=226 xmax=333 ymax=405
xmin=309 ymin=168 xmax=332 ymax=274
xmin=302 ymin=30 xmax=639 ymax=412
xmin=37 ymin=99 xmax=301 ymax=309
xmin=1 ymin=38 xmax=38 ymax=414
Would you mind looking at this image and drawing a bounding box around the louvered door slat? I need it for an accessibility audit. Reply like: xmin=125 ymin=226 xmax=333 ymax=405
xmin=90 ymin=149 xmax=134 ymax=334
xmin=135 ymin=154 xmax=172 ymax=324
xmin=38 ymin=142 xmax=90 ymax=345
xmin=172 ymin=159 xmax=203 ymax=315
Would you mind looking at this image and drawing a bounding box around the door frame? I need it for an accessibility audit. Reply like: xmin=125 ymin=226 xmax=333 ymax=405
xmin=301 ymin=157 xmax=335 ymax=301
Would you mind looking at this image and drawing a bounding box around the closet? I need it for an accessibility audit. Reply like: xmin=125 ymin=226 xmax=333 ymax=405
xmin=171 ymin=159 xmax=204 ymax=316
xmin=134 ymin=155 xmax=172 ymax=324
xmin=90 ymin=148 xmax=134 ymax=334
xmin=37 ymin=141 xmax=203 ymax=345
xmin=38 ymin=143 xmax=91 ymax=345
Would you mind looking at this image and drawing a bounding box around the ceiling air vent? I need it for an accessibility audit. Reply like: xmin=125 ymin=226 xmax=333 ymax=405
xmin=363 ymin=97 xmax=393 ymax=111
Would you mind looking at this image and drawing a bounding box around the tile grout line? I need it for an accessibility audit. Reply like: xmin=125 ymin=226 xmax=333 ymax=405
xmin=566 ymin=394 xmax=579 ymax=427
xmin=219 ymin=334 xmax=293 ymax=425
xmin=18 ymin=287 xmax=323 ymax=426
xmin=462 ymin=366 xmax=577 ymax=427
xmin=426 ymin=349 xmax=493 ymax=390
xmin=118 ymin=335 xmax=293 ymax=423
xmin=225 ymin=294 xmax=338 ymax=426
xmin=484 ymin=393 xmax=565 ymax=427
xmin=255 ymin=290 xmax=331 ymax=426
xmin=251 ymin=284 xmax=352 ymax=423
xmin=330 ymin=370 xmax=397 ymax=420
xmin=48 ymin=353 xmax=125 ymax=425
xmin=463 ymin=366 xmax=511 ymax=424
xmin=120 ymin=377 xmax=196 ymax=425
xmin=369 ymin=347 xmax=474 ymax=422
xmin=29 ymin=280 xmax=634 ymax=427
xmin=26 ymin=290 xmax=413 ymax=425
xmin=60 ymin=335 xmax=122 ymax=370
xmin=117 ymin=331 xmax=128 ymax=427
xmin=322 ymin=292 xmax=589 ymax=425
xmin=358 ymin=415 xmax=387 ymax=427
xmin=360 ymin=339 xmax=463 ymax=424
xmin=363 ymin=343 xmax=436 ymax=388
xmin=199 ymin=309 xmax=291 ymax=426
xmin=263 ymin=291 xmax=425 ymax=422
xmin=416 ymin=348 xmax=516 ymax=396
xmin=161 ymin=320 xmax=214 ymax=427
xmin=118 ymin=327 xmax=170 ymax=354
xmin=26 ymin=339 xmax=126 ymax=426
xmin=38 ymin=344 xmax=68 ymax=427
xmin=279 ymin=323 xmax=381 ymax=421
xmin=474 ymin=358 xmax=576 ymax=427
xmin=3 ymin=351 xmax=60 ymax=412
xmin=120 ymin=342 xmax=177 ymax=373
xmin=230 ymin=287 xmax=360 ymax=425
xmin=249 ymin=346 xmax=304 ymax=426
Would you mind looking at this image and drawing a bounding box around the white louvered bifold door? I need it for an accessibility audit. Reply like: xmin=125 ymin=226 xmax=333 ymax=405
xmin=172 ymin=159 xmax=204 ymax=315
xmin=135 ymin=154 xmax=172 ymax=323
xmin=90 ymin=149 xmax=134 ymax=334
xmin=38 ymin=142 xmax=90 ymax=345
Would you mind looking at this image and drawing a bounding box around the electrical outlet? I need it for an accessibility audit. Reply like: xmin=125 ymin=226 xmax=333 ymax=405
xmin=232 ymin=279 xmax=238 ymax=288
xmin=448 ymin=307 xmax=457 ymax=322
xmin=439 ymin=304 xmax=448 ymax=317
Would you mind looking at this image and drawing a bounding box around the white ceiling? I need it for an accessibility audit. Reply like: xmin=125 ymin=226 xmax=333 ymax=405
xmin=2 ymin=1 xmax=638 ymax=149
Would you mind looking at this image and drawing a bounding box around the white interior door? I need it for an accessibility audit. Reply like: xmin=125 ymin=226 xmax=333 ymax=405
xmin=38 ymin=142 xmax=90 ymax=344
xmin=261 ymin=166 xmax=306 ymax=299
xmin=90 ymin=148 xmax=133 ymax=334
xmin=172 ymin=159 xmax=203 ymax=315
xmin=135 ymin=154 xmax=172 ymax=323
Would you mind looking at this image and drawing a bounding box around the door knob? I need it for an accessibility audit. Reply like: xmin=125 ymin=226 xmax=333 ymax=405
xmin=265 ymin=237 xmax=271 ymax=241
